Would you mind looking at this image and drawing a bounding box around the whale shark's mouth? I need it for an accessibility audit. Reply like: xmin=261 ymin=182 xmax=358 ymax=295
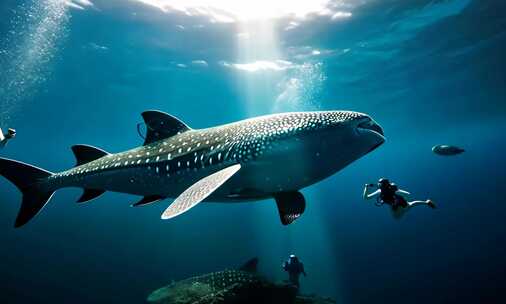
xmin=355 ymin=118 xmax=385 ymax=153
xmin=357 ymin=119 xmax=384 ymax=136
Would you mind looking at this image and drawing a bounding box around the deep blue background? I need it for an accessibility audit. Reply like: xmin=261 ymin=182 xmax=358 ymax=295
xmin=0 ymin=0 xmax=505 ymax=303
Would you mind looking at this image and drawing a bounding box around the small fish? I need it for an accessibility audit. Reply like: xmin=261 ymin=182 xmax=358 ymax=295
xmin=432 ymin=144 xmax=465 ymax=156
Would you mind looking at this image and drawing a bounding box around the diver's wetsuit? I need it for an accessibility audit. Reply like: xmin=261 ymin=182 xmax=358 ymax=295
xmin=283 ymin=256 xmax=306 ymax=289
xmin=379 ymin=184 xmax=408 ymax=210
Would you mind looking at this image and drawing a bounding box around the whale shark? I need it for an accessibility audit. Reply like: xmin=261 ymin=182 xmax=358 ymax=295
xmin=146 ymin=257 xmax=314 ymax=304
xmin=0 ymin=110 xmax=385 ymax=227
xmin=147 ymin=258 xmax=266 ymax=304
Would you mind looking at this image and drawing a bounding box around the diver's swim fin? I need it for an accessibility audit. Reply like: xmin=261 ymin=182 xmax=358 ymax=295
xmin=161 ymin=164 xmax=241 ymax=220
xmin=274 ymin=191 xmax=306 ymax=225
xmin=0 ymin=158 xmax=54 ymax=228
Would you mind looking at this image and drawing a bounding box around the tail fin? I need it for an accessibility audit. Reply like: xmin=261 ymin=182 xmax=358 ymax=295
xmin=0 ymin=158 xmax=54 ymax=228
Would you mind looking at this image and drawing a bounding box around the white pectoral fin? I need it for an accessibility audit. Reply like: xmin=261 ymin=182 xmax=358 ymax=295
xmin=161 ymin=164 xmax=241 ymax=220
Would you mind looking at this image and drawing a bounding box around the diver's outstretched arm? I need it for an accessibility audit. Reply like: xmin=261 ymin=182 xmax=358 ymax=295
xmin=363 ymin=185 xmax=380 ymax=200
xmin=396 ymin=189 xmax=410 ymax=199
xmin=0 ymin=133 xmax=6 ymax=148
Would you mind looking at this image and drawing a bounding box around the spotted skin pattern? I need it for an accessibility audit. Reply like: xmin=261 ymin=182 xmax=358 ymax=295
xmin=148 ymin=269 xmax=261 ymax=304
xmin=52 ymin=112 xmax=361 ymax=177
xmin=44 ymin=112 xmax=357 ymax=187
xmin=38 ymin=110 xmax=382 ymax=205
xmin=186 ymin=270 xmax=259 ymax=292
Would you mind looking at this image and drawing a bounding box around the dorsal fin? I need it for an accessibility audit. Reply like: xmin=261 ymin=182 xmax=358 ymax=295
xmin=71 ymin=145 xmax=110 ymax=167
xmin=141 ymin=110 xmax=191 ymax=146
xmin=239 ymin=257 xmax=258 ymax=273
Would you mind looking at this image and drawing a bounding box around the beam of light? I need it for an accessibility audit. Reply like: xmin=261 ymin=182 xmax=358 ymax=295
xmin=125 ymin=1 xmax=350 ymax=297
xmin=134 ymin=0 xmax=333 ymax=22
xmin=222 ymin=60 xmax=293 ymax=72
xmin=0 ymin=0 xmax=70 ymax=123
xmin=225 ymin=13 xmax=337 ymax=301
xmin=233 ymin=20 xmax=285 ymax=115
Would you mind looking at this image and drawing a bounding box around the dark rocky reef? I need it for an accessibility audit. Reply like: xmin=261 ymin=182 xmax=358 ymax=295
xmin=148 ymin=280 xmax=336 ymax=304
xmin=147 ymin=258 xmax=336 ymax=304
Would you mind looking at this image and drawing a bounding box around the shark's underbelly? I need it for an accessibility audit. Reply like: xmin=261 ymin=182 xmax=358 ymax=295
xmin=69 ymin=165 xmax=222 ymax=197
xmin=62 ymin=155 xmax=330 ymax=202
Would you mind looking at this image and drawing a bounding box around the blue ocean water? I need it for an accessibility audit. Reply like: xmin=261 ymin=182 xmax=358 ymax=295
xmin=0 ymin=0 xmax=505 ymax=303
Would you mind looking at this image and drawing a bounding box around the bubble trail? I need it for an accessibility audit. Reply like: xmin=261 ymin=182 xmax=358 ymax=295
xmin=0 ymin=0 xmax=70 ymax=123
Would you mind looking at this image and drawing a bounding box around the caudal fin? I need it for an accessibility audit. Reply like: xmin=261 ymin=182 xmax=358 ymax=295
xmin=0 ymin=158 xmax=54 ymax=228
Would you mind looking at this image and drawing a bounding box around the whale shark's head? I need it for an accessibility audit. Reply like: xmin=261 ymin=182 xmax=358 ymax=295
xmin=347 ymin=112 xmax=385 ymax=154
xmin=244 ymin=111 xmax=385 ymax=190
xmin=296 ymin=111 xmax=385 ymax=186
xmin=246 ymin=110 xmax=385 ymax=161
xmin=312 ymin=111 xmax=385 ymax=165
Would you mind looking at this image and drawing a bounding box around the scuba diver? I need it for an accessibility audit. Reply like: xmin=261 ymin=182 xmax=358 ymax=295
xmin=282 ymin=254 xmax=307 ymax=290
xmin=363 ymin=178 xmax=436 ymax=218
xmin=0 ymin=127 xmax=16 ymax=149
